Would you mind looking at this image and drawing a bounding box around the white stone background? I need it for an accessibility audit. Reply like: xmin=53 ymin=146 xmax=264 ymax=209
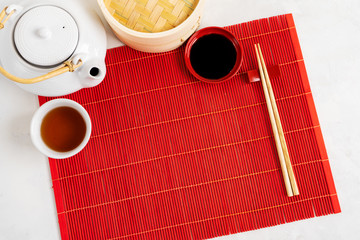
xmin=0 ymin=0 xmax=359 ymax=239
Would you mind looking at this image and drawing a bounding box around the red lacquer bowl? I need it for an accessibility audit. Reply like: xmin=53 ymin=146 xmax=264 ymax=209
xmin=184 ymin=26 xmax=244 ymax=83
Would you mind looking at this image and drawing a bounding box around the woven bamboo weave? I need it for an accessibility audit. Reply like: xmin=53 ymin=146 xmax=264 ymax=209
xmin=104 ymin=0 xmax=198 ymax=33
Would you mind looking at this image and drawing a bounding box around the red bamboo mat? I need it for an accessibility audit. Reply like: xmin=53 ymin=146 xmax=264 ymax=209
xmin=39 ymin=14 xmax=340 ymax=240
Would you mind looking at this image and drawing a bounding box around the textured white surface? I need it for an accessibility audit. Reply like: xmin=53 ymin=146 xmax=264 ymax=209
xmin=0 ymin=0 xmax=359 ymax=239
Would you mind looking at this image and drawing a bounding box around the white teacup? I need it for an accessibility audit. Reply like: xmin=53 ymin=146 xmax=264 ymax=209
xmin=30 ymin=99 xmax=92 ymax=159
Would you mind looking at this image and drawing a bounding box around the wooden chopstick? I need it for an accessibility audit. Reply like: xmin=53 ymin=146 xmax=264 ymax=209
xmin=256 ymin=44 xmax=299 ymax=196
xmin=254 ymin=44 xmax=293 ymax=197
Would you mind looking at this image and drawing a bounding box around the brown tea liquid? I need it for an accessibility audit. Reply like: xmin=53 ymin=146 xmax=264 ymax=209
xmin=41 ymin=106 xmax=86 ymax=152
xmin=190 ymin=34 xmax=237 ymax=80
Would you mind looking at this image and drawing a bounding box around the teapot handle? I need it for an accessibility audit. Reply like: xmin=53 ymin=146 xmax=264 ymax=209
xmin=0 ymin=60 xmax=83 ymax=84
xmin=0 ymin=6 xmax=15 ymax=29
xmin=1 ymin=6 xmax=83 ymax=84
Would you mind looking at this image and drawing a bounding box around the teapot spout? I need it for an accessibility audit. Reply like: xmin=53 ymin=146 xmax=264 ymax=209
xmin=77 ymin=59 xmax=106 ymax=88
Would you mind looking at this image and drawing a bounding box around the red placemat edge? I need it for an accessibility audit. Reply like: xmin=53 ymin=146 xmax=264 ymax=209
xmin=285 ymin=14 xmax=341 ymax=213
xmin=49 ymin=158 xmax=70 ymax=240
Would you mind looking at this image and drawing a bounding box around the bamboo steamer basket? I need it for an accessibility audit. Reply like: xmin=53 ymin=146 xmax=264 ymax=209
xmin=97 ymin=0 xmax=206 ymax=53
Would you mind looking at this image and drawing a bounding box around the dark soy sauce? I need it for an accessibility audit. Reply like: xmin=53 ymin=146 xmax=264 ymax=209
xmin=190 ymin=34 xmax=237 ymax=80
xmin=41 ymin=107 xmax=86 ymax=152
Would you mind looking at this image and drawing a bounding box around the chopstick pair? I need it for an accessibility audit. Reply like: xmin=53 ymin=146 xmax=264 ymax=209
xmin=254 ymin=43 xmax=299 ymax=197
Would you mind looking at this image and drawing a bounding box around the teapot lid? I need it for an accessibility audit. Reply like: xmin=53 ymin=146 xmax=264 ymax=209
xmin=14 ymin=6 xmax=79 ymax=67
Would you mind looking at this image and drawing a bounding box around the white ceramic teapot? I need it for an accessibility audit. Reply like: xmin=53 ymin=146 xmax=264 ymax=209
xmin=0 ymin=0 xmax=107 ymax=97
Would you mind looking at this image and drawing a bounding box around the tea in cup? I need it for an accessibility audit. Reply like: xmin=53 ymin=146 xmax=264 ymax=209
xmin=30 ymin=99 xmax=91 ymax=159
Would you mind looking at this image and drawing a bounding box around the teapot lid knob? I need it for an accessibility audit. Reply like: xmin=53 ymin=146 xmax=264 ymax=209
xmin=36 ymin=27 xmax=52 ymax=39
